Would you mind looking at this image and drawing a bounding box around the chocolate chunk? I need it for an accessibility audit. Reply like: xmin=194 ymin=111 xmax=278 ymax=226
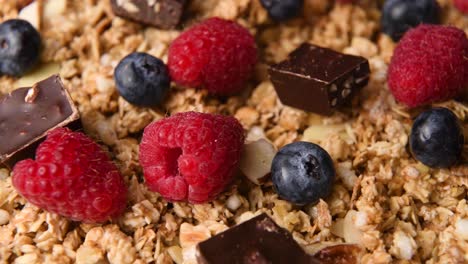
xmin=196 ymin=214 xmax=319 ymax=264
xmin=0 ymin=75 xmax=80 ymax=168
xmin=269 ymin=43 xmax=370 ymax=115
xmin=111 ymin=0 xmax=185 ymax=29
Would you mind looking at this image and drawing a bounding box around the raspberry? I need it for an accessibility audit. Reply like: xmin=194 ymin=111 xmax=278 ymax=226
xmin=139 ymin=112 xmax=245 ymax=203
xmin=454 ymin=0 xmax=468 ymax=13
xmin=168 ymin=18 xmax=257 ymax=95
xmin=388 ymin=25 xmax=468 ymax=107
xmin=12 ymin=128 xmax=127 ymax=223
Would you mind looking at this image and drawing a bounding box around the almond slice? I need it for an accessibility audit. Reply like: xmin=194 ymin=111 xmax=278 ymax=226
xmin=16 ymin=62 xmax=61 ymax=88
xmin=18 ymin=1 xmax=40 ymax=30
xmin=239 ymin=139 xmax=276 ymax=185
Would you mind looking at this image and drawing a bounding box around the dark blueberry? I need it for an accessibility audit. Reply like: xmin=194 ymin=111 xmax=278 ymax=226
xmin=410 ymin=108 xmax=464 ymax=168
xmin=260 ymin=0 xmax=304 ymax=22
xmin=0 ymin=19 xmax=41 ymax=77
xmin=381 ymin=0 xmax=440 ymax=41
xmin=271 ymin=141 xmax=335 ymax=206
xmin=114 ymin=52 xmax=170 ymax=107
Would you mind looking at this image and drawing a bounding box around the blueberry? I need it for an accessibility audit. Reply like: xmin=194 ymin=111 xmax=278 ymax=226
xmin=381 ymin=0 xmax=440 ymax=41
xmin=410 ymin=108 xmax=464 ymax=168
xmin=271 ymin=141 xmax=335 ymax=205
xmin=114 ymin=52 xmax=170 ymax=107
xmin=260 ymin=0 xmax=304 ymax=22
xmin=0 ymin=19 xmax=41 ymax=77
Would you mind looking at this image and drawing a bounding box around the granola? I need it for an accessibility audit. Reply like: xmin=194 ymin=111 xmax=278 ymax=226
xmin=0 ymin=0 xmax=467 ymax=263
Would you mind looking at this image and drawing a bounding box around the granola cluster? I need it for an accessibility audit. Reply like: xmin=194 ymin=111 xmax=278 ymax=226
xmin=0 ymin=0 xmax=467 ymax=263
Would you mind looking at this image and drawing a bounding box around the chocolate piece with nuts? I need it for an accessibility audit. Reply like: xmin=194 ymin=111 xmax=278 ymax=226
xmin=269 ymin=43 xmax=370 ymax=115
xmin=0 ymin=75 xmax=81 ymax=168
xmin=111 ymin=0 xmax=185 ymax=29
xmin=196 ymin=214 xmax=320 ymax=264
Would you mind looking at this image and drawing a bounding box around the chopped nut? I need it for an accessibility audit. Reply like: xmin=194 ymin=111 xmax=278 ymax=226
xmin=226 ymin=194 xmax=242 ymax=212
xmin=390 ymin=230 xmax=417 ymax=260
xmin=239 ymin=139 xmax=276 ymax=185
xmin=16 ymin=63 xmax=61 ymax=88
xmin=18 ymin=1 xmax=40 ymax=29
xmin=246 ymin=126 xmax=267 ymax=142
xmin=24 ymin=84 xmax=39 ymax=103
xmin=455 ymin=218 xmax=468 ymax=240
xmin=0 ymin=209 xmax=10 ymax=225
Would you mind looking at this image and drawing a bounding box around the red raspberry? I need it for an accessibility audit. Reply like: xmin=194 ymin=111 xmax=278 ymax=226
xmin=388 ymin=25 xmax=468 ymax=107
xmin=168 ymin=17 xmax=257 ymax=95
xmin=139 ymin=112 xmax=245 ymax=203
xmin=454 ymin=0 xmax=468 ymax=13
xmin=12 ymin=128 xmax=127 ymax=223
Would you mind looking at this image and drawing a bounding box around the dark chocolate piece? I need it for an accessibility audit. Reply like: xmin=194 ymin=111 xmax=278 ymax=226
xmin=196 ymin=214 xmax=319 ymax=264
xmin=269 ymin=43 xmax=370 ymax=115
xmin=111 ymin=0 xmax=185 ymax=29
xmin=0 ymin=75 xmax=80 ymax=168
